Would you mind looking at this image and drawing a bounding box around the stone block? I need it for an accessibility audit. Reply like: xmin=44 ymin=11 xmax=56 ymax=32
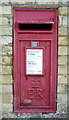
xmin=59 ymin=7 xmax=69 ymax=15
xmin=10 ymin=0 xmax=35 ymax=4
xmin=58 ymin=37 xmax=68 ymax=45
xmin=57 ymin=84 xmax=68 ymax=94
xmin=2 ymin=17 xmax=9 ymax=26
xmin=9 ymin=18 xmax=12 ymax=26
xmin=2 ymin=45 xmax=12 ymax=55
xmin=60 ymin=0 xmax=69 ymax=3
xmin=62 ymin=16 xmax=69 ymax=26
xmin=0 ymin=65 xmax=2 ymax=74
xmin=2 ymin=85 xmax=12 ymax=93
xmin=2 ymin=93 xmax=13 ymax=103
xmin=0 ymin=16 xmax=12 ymax=26
xmin=0 ymin=94 xmax=2 ymax=103
xmin=0 ymin=46 xmax=2 ymax=55
xmin=0 ymin=36 xmax=2 ymax=46
xmin=0 ymin=17 xmax=2 ymax=25
xmin=3 ymin=36 xmax=12 ymax=45
xmin=0 ymin=112 xmax=2 ymax=119
xmin=2 ymin=55 xmax=12 ymax=65
xmin=58 ymin=75 xmax=68 ymax=84
xmin=2 ymin=66 xmax=12 ymax=75
xmin=0 ymin=0 xmax=9 ymax=4
xmin=1 ymin=6 xmax=11 ymax=15
xmin=1 ymin=112 xmax=13 ymax=118
xmin=0 ymin=75 xmax=2 ymax=84
xmin=58 ymin=46 xmax=67 ymax=55
xmin=57 ymin=103 xmax=67 ymax=112
xmin=2 ymin=75 xmax=12 ymax=84
xmin=0 ymin=85 xmax=2 ymax=94
xmin=58 ymin=27 xmax=68 ymax=36
xmin=58 ymin=65 xmax=67 ymax=74
xmin=24 ymin=0 xmax=35 ymax=3
xmin=43 ymin=112 xmax=67 ymax=118
xmin=1 ymin=36 xmax=12 ymax=45
xmin=0 ymin=55 xmax=2 ymax=64
xmin=0 ymin=102 xmax=2 ymax=112
xmin=58 ymin=56 xmax=67 ymax=65
xmin=67 ymin=56 xmax=69 ymax=65
xmin=2 ymin=103 xmax=13 ymax=112
xmin=36 ymin=0 xmax=59 ymax=4
xmin=0 ymin=26 xmax=2 ymax=35
xmin=2 ymin=26 xmax=12 ymax=35
xmin=0 ymin=6 xmax=2 ymax=14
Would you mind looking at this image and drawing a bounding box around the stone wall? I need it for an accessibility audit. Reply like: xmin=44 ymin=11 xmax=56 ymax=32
xmin=0 ymin=0 xmax=69 ymax=119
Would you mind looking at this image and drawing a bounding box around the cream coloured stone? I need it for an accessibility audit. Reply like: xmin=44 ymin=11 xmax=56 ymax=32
xmin=58 ymin=65 xmax=67 ymax=74
xmin=57 ymin=94 xmax=67 ymax=104
xmin=58 ymin=75 xmax=68 ymax=84
xmin=58 ymin=37 xmax=68 ymax=45
xmin=2 ymin=55 xmax=12 ymax=65
xmin=2 ymin=66 xmax=12 ymax=74
xmin=0 ymin=36 xmax=2 ymax=46
xmin=0 ymin=94 xmax=2 ymax=102
xmin=0 ymin=112 xmax=2 ymax=119
xmin=58 ymin=27 xmax=68 ymax=36
xmin=0 ymin=26 xmax=2 ymax=35
xmin=2 ymin=17 xmax=9 ymax=25
xmin=9 ymin=0 xmax=35 ymax=4
xmin=2 ymin=103 xmax=13 ymax=112
xmin=2 ymin=93 xmax=13 ymax=103
xmin=36 ymin=0 xmax=59 ymax=4
xmin=0 ymin=65 xmax=2 ymax=74
xmin=0 ymin=75 xmax=2 ymax=84
xmin=0 ymin=36 xmax=12 ymax=46
xmin=1 ymin=112 xmax=13 ymax=118
xmin=57 ymin=103 xmax=67 ymax=112
xmin=63 ymin=16 xmax=69 ymax=26
xmin=60 ymin=0 xmax=69 ymax=2
xmin=0 ymin=0 xmax=9 ymax=4
xmin=2 ymin=26 xmax=12 ymax=36
xmin=2 ymin=75 xmax=12 ymax=84
xmin=0 ymin=16 xmax=12 ymax=26
xmin=3 ymin=36 xmax=12 ymax=45
xmin=2 ymin=6 xmax=11 ymax=15
xmin=59 ymin=7 xmax=69 ymax=15
xmin=0 ymin=55 xmax=2 ymax=64
xmin=57 ymin=84 xmax=68 ymax=94
xmin=0 ymin=85 xmax=2 ymax=94
xmin=2 ymin=45 xmax=12 ymax=55
xmin=58 ymin=56 xmax=67 ymax=65
xmin=58 ymin=46 xmax=67 ymax=55
xmin=0 ymin=6 xmax=2 ymax=14
xmin=0 ymin=102 xmax=2 ymax=111
xmin=0 ymin=47 xmax=2 ymax=55
xmin=2 ymin=85 xmax=12 ymax=93
xmin=0 ymin=17 xmax=2 ymax=25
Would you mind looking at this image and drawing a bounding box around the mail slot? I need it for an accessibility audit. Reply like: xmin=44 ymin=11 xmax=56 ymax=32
xmin=14 ymin=9 xmax=58 ymax=113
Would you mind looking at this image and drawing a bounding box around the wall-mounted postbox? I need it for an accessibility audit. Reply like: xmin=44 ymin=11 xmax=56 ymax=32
xmin=14 ymin=9 xmax=58 ymax=113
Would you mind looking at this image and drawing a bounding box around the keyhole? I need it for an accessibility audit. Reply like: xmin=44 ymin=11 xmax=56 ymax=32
xmin=26 ymin=76 xmax=28 ymax=80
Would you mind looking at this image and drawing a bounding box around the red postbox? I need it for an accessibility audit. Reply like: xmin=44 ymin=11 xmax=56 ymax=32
xmin=14 ymin=9 xmax=58 ymax=113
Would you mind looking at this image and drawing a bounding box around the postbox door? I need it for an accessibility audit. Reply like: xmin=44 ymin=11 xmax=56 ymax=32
xmin=20 ymin=40 xmax=51 ymax=107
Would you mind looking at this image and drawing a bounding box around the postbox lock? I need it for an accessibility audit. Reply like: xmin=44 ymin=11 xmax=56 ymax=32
xmin=32 ymin=41 xmax=38 ymax=47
